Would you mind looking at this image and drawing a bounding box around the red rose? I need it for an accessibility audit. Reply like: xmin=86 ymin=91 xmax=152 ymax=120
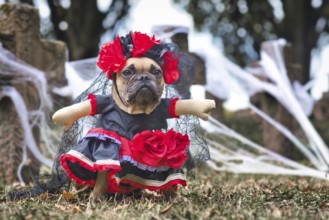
xmin=131 ymin=31 xmax=160 ymax=57
xmin=132 ymin=130 xmax=167 ymax=167
xmin=97 ymin=36 xmax=127 ymax=79
xmin=165 ymin=129 xmax=190 ymax=168
xmin=162 ymin=52 xmax=180 ymax=84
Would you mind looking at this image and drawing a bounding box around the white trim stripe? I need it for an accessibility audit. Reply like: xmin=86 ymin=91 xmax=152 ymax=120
xmin=66 ymin=150 xmax=120 ymax=167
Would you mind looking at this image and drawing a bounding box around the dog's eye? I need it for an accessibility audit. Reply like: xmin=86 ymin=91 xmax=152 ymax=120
xmin=153 ymin=69 xmax=162 ymax=76
xmin=122 ymin=70 xmax=133 ymax=77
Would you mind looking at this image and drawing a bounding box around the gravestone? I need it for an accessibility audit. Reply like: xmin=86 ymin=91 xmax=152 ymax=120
xmin=152 ymin=25 xmax=223 ymax=119
xmin=0 ymin=3 xmax=66 ymax=184
xmin=312 ymin=92 xmax=329 ymax=145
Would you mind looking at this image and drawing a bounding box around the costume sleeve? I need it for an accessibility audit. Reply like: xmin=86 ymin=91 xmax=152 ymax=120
xmin=160 ymin=98 xmax=180 ymax=119
xmin=87 ymin=94 xmax=113 ymax=116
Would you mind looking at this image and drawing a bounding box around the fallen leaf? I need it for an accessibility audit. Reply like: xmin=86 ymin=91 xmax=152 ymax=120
xmin=79 ymin=202 xmax=87 ymax=207
xmin=70 ymin=205 xmax=82 ymax=213
xmin=287 ymin=182 xmax=297 ymax=187
xmin=303 ymin=186 xmax=312 ymax=193
xmin=320 ymin=200 xmax=329 ymax=209
xmin=263 ymin=188 xmax=272 ymax=194
xmin=62 ymin=191 xmax=76 ymax=201
xmin=39 ymin=191 xmax=48 ymax=200
xmin=160 ymin=204 xmax=173 ymax=214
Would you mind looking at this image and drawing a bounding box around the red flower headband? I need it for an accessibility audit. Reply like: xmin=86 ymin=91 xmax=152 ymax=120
xmin=97 ymin=32 xmax=180 ymax=84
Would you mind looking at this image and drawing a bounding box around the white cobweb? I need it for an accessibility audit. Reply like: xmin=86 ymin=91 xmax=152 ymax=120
xmin=0 ymin=44 xmax=56 ymax=185
xmin=199 ymin=38 xmax=329 ymax=180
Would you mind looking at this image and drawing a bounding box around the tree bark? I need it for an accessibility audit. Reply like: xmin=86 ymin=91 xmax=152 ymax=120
xmin=280 ymin=1 xmax=319 ymax=83
xmin=47 ymin=0 xmax=130 ymax=60
xmin=47 ymin=0 xmax=106 ymax=60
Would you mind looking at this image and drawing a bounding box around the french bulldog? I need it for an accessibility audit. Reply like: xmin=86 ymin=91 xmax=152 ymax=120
xmin=53 ymin=56 xmax=216 ymax=201
xmin=112 ymin=57 xmax=165 ymax=115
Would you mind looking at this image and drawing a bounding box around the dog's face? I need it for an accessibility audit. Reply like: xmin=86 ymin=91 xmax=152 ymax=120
xmin=112 ymin=57 xmax=164 ymax=113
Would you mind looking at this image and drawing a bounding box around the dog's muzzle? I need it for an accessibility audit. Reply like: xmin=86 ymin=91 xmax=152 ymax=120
xmin=126 ymin=77 xmax=161 ymax=105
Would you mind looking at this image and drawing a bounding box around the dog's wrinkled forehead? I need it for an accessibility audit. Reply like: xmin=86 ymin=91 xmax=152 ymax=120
xmin=122 ymin=57 xmax=162 ymax=73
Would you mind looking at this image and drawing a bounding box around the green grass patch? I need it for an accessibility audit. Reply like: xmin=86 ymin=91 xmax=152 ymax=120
xmin=1 ymin=166 xmax=329 ymax=219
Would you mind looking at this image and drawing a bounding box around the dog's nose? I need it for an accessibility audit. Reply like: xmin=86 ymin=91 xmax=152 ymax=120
xmin=137 ymin=75 xmax=150 ymax=82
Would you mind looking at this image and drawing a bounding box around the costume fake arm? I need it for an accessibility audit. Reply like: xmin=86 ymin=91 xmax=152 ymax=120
xmin=52 ymin=100 xmax=92 ymax=131
xmin=175 ymin=99 xmax=216 ymax=121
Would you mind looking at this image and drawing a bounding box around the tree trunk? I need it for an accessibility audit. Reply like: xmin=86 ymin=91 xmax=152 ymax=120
xmin=280 ymin=1 xmax=319 ymax=83
xmin=47 ymin=0 xmax=106 ymax=60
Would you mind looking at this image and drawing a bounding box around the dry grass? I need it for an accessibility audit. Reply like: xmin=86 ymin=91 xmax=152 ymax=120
xmin=1 ymin=165 xmax=329 ymax=219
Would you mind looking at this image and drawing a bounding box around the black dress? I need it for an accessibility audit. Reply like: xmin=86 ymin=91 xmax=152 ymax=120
xmin=60 ymin=94 xmax=189 ymax=193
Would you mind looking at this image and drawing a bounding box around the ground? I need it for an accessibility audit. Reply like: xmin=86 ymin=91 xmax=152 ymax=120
xmin=1 ymin=165 xmax=329 ymax=219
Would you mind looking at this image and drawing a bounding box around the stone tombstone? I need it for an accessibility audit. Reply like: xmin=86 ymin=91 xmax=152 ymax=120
xmin=0 ymin=3 xmax=67 ymax=89
xmin=0 ymin=3 xmax=66 ymax=184
xmin=312 ymin=92 xmax=329 ymax=145
xmin=152 ymin=25 xmax=223 ymax=119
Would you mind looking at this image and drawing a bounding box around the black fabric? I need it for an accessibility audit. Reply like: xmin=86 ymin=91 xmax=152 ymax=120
xmin=94 ymin=95 xmax=173 ymax=140
xmin=66 ymin=161 xmax=96 ymax=181
xmin=118 ymin=162 xmax=184 ymax=181
xmin=76 ymin=138 xmax=120 ymax=161
xmin=65 ymin=138 xmax=120 ymax=181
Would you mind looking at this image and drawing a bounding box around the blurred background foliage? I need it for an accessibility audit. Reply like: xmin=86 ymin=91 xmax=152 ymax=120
xmin=176 ymin=0 xmax=329 ymax=83
xmin=3 ymin=0 xmax=329 ymax=82
xmin=4 ymin=0 xmax=130 ymax=60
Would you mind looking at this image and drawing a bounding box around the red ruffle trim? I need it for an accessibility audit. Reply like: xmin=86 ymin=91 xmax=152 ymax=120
xmin=60 ymin=153 xmax=121 ymax=192
xmin=169 ymin=98 xmax=180 ymax=118
xmin=61 ymin=152 xmax=186 ymax=193
xmin=87 ymin=128 xmax=122 ymax=140
xmin=87 ymin=94 xmax=97 ymax=116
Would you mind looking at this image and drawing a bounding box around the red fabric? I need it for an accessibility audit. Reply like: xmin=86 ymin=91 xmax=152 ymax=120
xmin=87 ymin=128 xmax=122 ymax=140
xmin=86 ymin=127 xmax=189 ymax=169
xmin=97 ymin=36 xmax=127 ymax=79
xmin=61 ymin=151 xmax=186 ymax=194
xmin=165 ymin=129 xmax=190 ymax=168
xmin=61 ymin=127 xmax=189 ymax=193
xmin=163 ymin=52 xmax=180 ymax=84
xmin=131 ymin=128 xmax=189 ymax=168
xmin=60 ymin=153 xmax=121 ymax=192
xmin=169 ymin=98 xmax=179 ymax=118
xmin=106 ymin=177 xmax=119 ymax=192
xmin=132 ymin=130 xmax=168 ymax=167
xmin=60 ymin=154 xmax=96 ymax=187
xmin=87 ymin=94 xmax=97 ymax=116
xmin=131 ymin=31 xmax=160 ymax=57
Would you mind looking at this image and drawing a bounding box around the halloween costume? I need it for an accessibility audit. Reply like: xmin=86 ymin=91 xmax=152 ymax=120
xmin=61 ymin=94 xmax=189 ymax=193
xmin=58 ymin=32 xmax=210 ymax=193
